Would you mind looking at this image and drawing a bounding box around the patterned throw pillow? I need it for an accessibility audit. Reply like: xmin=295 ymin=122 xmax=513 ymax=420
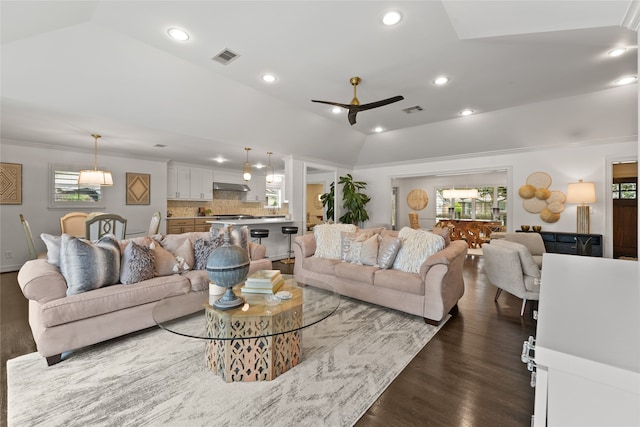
xmin=40 ymin=233 xmax=62 ymax=266
xmin=314 ymin=223 xmax=357 ymax=259
xmin=210 ymin=225 xmax=249 ymax=256
xmin=194 ymin=238 xmax=220 ymax=270
xmin=60 ymin=234 xmax=121 ymax=296
xmin=377 ymin=235 xmax=402 ymax=269
xmin=392 ymin=227 xmax=445 ymax=274
xmin=120 ymin=241 xmax=154 ymax=285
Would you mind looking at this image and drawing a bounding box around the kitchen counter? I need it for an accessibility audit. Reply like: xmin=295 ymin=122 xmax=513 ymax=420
xmin=206 ymin=218 xmax=293 ymax=226
xmin=165 ymin=215 xmax=287 ymax=221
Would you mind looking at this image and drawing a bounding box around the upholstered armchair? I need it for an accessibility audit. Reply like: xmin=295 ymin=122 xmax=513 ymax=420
xmin=483 ymin=239 xmax=541 ymax=316
xmin=492 ymin=232 xmax=546 ymax=268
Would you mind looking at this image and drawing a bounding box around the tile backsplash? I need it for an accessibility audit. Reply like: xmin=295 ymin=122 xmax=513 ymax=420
xmin=167 ymin=192 xmax=288 ymax=218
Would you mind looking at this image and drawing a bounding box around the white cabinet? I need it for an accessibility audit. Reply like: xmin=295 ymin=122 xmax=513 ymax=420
xmin=531 ymin=254 xmax=640 ymax=426
xmin=245 ymin=176 xmax=266 ymax=203
xmin=168 ymin=165 xmax=213 ymax=200
xmin=167 ymin=165 xmax=191 ymax=200
xmin=190 ymin=167 xmax=213 ymax=200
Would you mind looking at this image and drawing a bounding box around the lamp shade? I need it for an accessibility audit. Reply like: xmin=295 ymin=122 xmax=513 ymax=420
xmin=566 ymin=180 xmax=596 ymax=204
xmin=78 ymin=170 xmax=113 ymax=186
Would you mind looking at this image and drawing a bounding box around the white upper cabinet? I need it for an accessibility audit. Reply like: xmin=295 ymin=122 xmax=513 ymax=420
xmin=168 ymin=165 xmax=213 ymax=200
xmin=245 ymin=174 xmax=266 ymax=202
xmin=190 ymin=167 xmax=213 ymax=200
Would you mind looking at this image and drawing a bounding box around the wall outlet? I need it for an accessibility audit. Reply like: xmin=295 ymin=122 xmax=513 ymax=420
xmin=5 ymin=250 xmax=13 ymax=259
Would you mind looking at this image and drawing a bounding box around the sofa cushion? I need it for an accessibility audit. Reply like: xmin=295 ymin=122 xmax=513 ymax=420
xmin=374 ymin=269 xmax=424 ymax=295
xmin=181 ymin=269 xmax=210 ymax=292
xmin=173 ymin=239 xmax=194 ymax=271
xmin=303 ymin=256 xmax=341 ymax=275
xmin=335 ymin=262 xmax=377 ymax=285
xmin=60 ymin=234 xmax=121 ymax=296
xmin=147 ymin=241 xmax=180 ymax=276
xmin=40 ymin=275 xmax=191 ymax=327
xmin=193 ymin=238 xmax=221 ymax=270
xmin=120 ymin=241 xmax=155 ymax=285
xmin=377 ymin=235 xmax=402 ymax=269
xmin=393 ymin=227 xmax=445 ymax=274
xmin=40 ymin=233 xmax=61 ymax=266
xmin=341 ymin=230 xmax=376 ymax=263
xmin=314 ymin=223 xmax=357 ymax=259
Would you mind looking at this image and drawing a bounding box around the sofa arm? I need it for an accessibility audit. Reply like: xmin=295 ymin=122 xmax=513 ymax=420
xmin=248 ymin=242 xmax=266 ymax=260
xmin=293 ymin=233 xmax=316 ymax=259
xmin=419 ymin=240 xmax=468 ymax=277
xmin=17 ymin=259 xmax=67 ymax=303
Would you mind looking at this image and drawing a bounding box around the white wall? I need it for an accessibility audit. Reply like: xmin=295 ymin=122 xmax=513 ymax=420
xmin=355 ymin=139 xmax=637 ymax=258
xmin=0 ymin=140 xmax=167 ymax=271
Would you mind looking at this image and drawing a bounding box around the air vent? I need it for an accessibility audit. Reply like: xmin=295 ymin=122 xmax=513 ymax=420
xmin=153 ymin=144 xmax=167 ymax=148
xmin=212 ymin=48 xmax=240 ymax=65
xmin=402 ymin=106 xmax=423 ymax=114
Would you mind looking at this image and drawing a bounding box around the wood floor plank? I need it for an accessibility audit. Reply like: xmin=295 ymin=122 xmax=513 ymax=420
xmin=1 ymin=256 xmax=536 ymax=426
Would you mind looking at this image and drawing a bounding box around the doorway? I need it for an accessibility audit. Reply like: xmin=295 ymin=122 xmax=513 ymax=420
xmin=612 ymin=161 xmax=638 ymax=259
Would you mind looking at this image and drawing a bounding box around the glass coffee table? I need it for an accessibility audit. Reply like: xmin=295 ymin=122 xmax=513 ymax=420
xmin=153 ymin=275 xmax=340 ymax=382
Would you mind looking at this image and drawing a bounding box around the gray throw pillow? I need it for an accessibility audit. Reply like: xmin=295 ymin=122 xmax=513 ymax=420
xmin=120 ymin=241 xmax=154 ymax=285
xmin=377 ymin=235 xmax=402 ymax=269
xmin=40 ymin=233 xmax=62 ymax=266
xmin=60 ymin=234 xmax=121 ymax=296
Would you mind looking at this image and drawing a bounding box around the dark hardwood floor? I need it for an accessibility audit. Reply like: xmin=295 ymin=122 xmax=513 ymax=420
xmin=1 ymin=255 xmax=536 ymax=427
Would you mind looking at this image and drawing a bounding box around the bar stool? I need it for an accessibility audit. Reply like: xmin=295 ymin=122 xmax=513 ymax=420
xmin=250 ymin=228 xmax=269 ymax=245
xmin=281 ymin=226 xmax=298 ymax=264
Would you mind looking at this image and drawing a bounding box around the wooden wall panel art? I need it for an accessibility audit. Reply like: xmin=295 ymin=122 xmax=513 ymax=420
xmin=0 ymin=162 xmax=22 ymax=205
xmin=126 ymin=172 xmax=150 ymax=205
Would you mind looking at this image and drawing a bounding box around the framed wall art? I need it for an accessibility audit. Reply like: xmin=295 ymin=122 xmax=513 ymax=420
xmin=126 ymin=172 xmax=150 ymax=205
xmin=0 ymin=162 xmax=22 ymax=205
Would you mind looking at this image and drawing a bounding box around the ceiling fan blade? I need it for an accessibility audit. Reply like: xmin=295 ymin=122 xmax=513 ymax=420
xmin=311 ymin=100 xmax=351 ymax=109
xmin=356 ymin=95 xmax=404 ymax=112
xmin=348 ymin=109 xmax=358 ymax=125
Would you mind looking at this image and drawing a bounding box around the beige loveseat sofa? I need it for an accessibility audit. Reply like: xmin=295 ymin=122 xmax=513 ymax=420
xmin=17 ymin=231 xmax=271 ymax=365
xmin=293 ymin=225 xmax=467 ymax=325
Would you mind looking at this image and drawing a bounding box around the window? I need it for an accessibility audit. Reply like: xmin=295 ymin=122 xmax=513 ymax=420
xmin=612 ymin=180 xmax=637 ymax=199
xmin=436 ymin=185 xmax=507 ymax=224
xmin=265 ymin=174 xmax=285 ymax=208
xmin=48 ymin=164 xmax=107 ymax=209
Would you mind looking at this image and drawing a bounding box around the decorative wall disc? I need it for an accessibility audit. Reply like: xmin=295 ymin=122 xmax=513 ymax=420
xmin=523 ymin=197 xmax=547 ymax=214
xmin=526 ymin=172 xmax=552 ymax=189
xmin=407 ymin=189 xmax=429 ymax=210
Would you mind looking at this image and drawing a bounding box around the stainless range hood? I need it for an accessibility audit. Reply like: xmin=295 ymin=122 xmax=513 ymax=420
xmin=213 ymin=182 xmax=251 ymax=192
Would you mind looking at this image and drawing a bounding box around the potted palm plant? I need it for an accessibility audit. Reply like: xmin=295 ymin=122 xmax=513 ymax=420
xmin=320 ymin=181 xmax=335 ymax=222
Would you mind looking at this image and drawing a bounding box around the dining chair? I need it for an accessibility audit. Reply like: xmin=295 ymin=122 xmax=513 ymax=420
xmin=19 ymin=214 xmax=38 ymax=260
xmin=60 ymin=212 xmax=89 ymax=237
xmin=148 ymin=211 xmax=161 ymax=236
xmin=408 ymin=212 xmax=420 ymax=229
xmin=85 ymin=213 xmax=127 ymax=240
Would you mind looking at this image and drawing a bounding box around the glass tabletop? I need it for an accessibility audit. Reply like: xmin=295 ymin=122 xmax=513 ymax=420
xmin=153 ymin=275 xmax=340 ymax=340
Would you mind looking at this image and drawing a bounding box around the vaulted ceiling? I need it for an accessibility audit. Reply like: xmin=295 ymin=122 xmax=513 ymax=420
xmin=1 ymin=1 xmax=637 ymax=171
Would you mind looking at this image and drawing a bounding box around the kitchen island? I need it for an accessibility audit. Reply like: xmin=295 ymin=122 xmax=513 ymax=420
xmin=206 ymin=217 xmax=299 ymax=261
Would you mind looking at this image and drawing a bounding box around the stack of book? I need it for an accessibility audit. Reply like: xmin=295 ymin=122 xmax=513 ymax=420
xmin=241 ymin=270 xmax=284 ymax=294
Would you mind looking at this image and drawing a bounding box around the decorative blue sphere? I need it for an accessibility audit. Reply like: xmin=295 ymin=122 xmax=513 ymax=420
xmin=206 ymin=229 xmax=250 ymax=310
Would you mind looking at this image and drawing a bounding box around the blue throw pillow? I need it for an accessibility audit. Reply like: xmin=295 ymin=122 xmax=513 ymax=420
xmin=60 ymin=234 xmax=121 ymax=296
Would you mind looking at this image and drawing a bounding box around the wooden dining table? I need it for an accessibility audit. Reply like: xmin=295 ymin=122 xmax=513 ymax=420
xmin=435 ymin=219 xmax=503 ymax=248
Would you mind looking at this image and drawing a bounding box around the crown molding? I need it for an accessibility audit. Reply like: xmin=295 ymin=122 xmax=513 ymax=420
xmin=621 ymin=0 xmax=640 ymax=31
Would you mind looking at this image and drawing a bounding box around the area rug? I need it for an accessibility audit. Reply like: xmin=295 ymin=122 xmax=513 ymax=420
xmin=7 ymin=297 xmax=447 ymax=427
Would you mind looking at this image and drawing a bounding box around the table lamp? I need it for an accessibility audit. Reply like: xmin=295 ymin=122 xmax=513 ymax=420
xmin=566 ymin=180 xmax=596 ymax=233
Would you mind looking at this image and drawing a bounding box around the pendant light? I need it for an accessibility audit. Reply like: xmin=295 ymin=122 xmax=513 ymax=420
xmin=78 ymin=134 xmax=113 ymax=186
xmin=242 ymin=147 xmax=252 ymax=181
xmin=265 ymin=151 xmax=274 ymax=183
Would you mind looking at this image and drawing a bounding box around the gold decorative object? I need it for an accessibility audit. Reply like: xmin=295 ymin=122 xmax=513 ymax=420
xmin=532 ymin=225 xmax=542 ymax=232
xmin=566 ymin=179 xmax=596 ymax=233
xmin=540 ymin=208 xmax=560 ymax=223
xmin=242 ymin=147 xmax=252 ymax=182
xmin=518 ymin=184 xmax=536 ymax=199
xmin=521 ymin=172 xmax=567 ymax=223
xmin=534 ymin=188 xmax=551 ymax=200
xmin=521 ymin=225 xmax=530 ymax=231
xmin=0 ymin=162 xmax=22 ymax=205
xmin=126 ymin=173 xmax=150 ymax=205
xmin=407 ymin=189 xmax=429 ymax=210
xmin=265 ymin=151 xmax=274 ymax=183
xmin=523 ymin=197 xmax=547 ymax=213
xmin=526 ymin=172 xmax=552 ymax=189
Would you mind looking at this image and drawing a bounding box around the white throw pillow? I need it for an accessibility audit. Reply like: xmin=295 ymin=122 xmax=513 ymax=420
xmin=40 ymin=233 xmax=62 ymax=266
xmin=392 ymin=227 xmax=445 ymax=274
xmin=314 ymin=223 xmax=357 ymax=259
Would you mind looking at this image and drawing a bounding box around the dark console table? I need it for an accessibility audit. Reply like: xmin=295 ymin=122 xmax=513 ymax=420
xmin=538 ymin=231 xmax=603 ymax=257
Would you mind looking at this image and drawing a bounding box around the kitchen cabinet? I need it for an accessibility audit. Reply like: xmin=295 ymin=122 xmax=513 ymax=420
xmin=194 ymin=218 xmax=211 ymax=232
xmin=190 ymin=167 xmax=213 ymax=200
xmin=245 ymin=176 xmax=266 ymax=203
xmin=167 ymin=165 xmax=213 ymax=201
xmin=166 ymin=218 xmax=195 ymax=234
xmin=167 ymin=166 xmax=191 ymax=200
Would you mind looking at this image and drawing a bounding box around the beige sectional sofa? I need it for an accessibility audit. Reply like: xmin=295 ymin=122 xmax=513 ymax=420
xmin=293 ymin=225 xmax=467 ymax=325
xmin=17 ymin=231 xmax=272 ymax=365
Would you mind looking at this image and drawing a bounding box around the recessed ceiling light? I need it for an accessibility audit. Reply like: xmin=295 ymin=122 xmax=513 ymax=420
xmin=614 ymin=75 xmax=637 ymax=85
xmin=331 ymin=107 xmax=342 ymax=114
xmin=374 ymin=127 xmax=384 ymax=133
xmin=382 ymin=11 xmax=402 ymax=26
xmin=213 ymin=156 xmax=225 ymax=163
xmin=167 ymin=28 xmax=189 ymax=41
xmin=459 ymin=109 xmax=474 ymax=116
xmin=433 ymin=76 xmax=449 ymax=85
xmin=608 ymin=47 xmax=627 ymax=57
xmin=262 ymin=74 xmax=277 ymax=83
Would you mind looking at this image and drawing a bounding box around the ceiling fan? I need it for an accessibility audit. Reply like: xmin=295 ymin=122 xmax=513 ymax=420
xmin=312 ymin=77 xmax=404 ymax=125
